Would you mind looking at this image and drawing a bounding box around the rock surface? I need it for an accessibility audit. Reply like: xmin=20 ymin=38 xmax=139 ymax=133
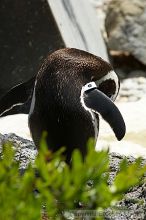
xmin=0 ymin=133 xmax=37 ymax=169
xmin=0 ymin=133 xmax=146 ymax=219
xmin=0 ymin=0 xmax=64 ymax=98
xmin=118 ymin=76 xmax=146 ymax=102
xmin=105 ymin=153 xmax=146 ymax=220
xmin=105 ymin=0 xmax=146 ymax=66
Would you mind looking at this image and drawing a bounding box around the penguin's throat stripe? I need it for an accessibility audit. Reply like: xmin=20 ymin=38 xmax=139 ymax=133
xmin=83 ymin=82 xmax=97 ymax=92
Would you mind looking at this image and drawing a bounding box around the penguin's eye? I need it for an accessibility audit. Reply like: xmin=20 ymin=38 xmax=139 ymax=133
xmin=91 ymin=76 xmax=96 ymax=81
xmin=98 ymin=79 xmax=116 ymax=98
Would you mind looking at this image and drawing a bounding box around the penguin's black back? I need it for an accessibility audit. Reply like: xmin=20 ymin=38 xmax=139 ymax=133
xmin=28 ymin=48 xmax=109 ymax=161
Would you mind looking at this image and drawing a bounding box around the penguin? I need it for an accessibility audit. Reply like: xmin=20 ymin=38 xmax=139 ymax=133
xmin=0 ymin=48 xmax=126 ymax=162
xmin=0 ymin=76 xmax=35 ymax=117
xmin=27 ymin=48 xmax=126 ymax=162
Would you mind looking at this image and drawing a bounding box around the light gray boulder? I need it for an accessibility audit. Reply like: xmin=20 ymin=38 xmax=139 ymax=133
xmin=105 ymin=0 xmax=146 ymax=65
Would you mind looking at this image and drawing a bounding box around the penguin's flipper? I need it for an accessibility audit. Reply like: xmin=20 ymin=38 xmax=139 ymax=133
xmin=0 ymin=76 xmax=36 ymax=117
xmin=82 ymin=82 xmax=126 ymax=141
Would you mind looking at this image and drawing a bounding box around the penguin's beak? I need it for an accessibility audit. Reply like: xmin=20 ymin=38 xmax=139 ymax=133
xmin=81 ymin=82 xmax=126 ymax=140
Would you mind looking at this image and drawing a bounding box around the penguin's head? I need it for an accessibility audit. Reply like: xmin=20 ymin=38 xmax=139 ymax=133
xmin=42 ymin=48 xmax=119 ymax=100
xmin=36 ymin=48 xmax=125 ymax=141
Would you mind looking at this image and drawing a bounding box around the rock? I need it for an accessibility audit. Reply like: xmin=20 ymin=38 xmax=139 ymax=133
xmin=0 ymin=0 xmax=64 ymax=98
xmin=105 ymin=152 xmax=146 ymax=220
xmin=0 ymin=133 xmax=37 ymax=169
xmin=105 ymin=153 xmax=146 ymax=220
xmin=128 ymin=70 xmax=146 ymax=78
xmin=0 ymin=132 xmax=146 ymax=219
xmin=117 ymin=77 xmax=146 ymax=102
xmin=105 ymin=0 xmax=146 ymax=66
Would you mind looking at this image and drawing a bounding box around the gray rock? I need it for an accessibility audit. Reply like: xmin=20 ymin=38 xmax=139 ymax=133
xmin=106 ymin=154 xmax=146 ymax=220
xmin=118 ymin=77 xmax=146 ymax=102
xmin=0 ymin=133 xmax=37 ymax=169
xmin=0 ymin=0 xmax=64 ymax=99
xmin=105 ymin=0 xmax=146 ymax=65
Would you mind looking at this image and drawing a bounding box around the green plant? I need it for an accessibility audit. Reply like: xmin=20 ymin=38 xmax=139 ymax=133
xmin=0 ymin=138 xmax=146 ymax=220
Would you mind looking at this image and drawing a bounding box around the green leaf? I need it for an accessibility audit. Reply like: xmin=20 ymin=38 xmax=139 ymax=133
xmin=113 ymin=157 xmax=146 ymax=193
xmin=0 ymin=139 xmax=146 ymax=219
